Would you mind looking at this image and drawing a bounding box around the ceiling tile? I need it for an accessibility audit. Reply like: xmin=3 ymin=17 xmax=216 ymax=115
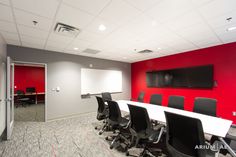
xmin=213 ymin=24 xmax=236 ymax=44
xmin=0 ymin=31 xmax=19 ymax=41
xmin=206 ymin=10 xmax=236 ymax=29
xmin=4 ymin=38 xmax=21 ymax=46
xmin=144 ymin=0 xmax=193 ymax=23
xmin=0 ymin=0 xmax=10 ymax=5
xmin=98 ymin=0 xmax=141 ymax=25
xmin=0 ymin=21 xmax=17 ymax=33
xmin=22 ymin=41 xmax=44 ymax=49
xmin=67 ymin=39 xmax=91 ymax=52
xmin=76 ymin=30 xmax=104 ymax=43
xmin=0 ymin=4 xmax=14 ymax=22
xmin=165 ymin=11 xmax=204 ymax=31
xmin=85 ymin=17 xmax=118 ymax=35
xmin=190 ymin=0 xmax=213 ymax=7
xmin=18 ymin=25 xmax=49 ymax=39
xmin=21 ymin=35 xmax=46 ymax=46
xmin=11 ymin=0 xmax=60 ymax=18
xmin=47 ymin=33 xmax=73 ymax=45
xmin=62 ymin=0 xmax=111 ymax=15
xmin=45 ymin=46 xmax=65 ymax=53
xmin=14 ymin=9 xmax=53 ymax=31
xmin=125 ymin=0 xmax=162 ymax=12
xmin=46 ymin=40 xmax=68 ymax=49
xmin=198 ymin=0 xmax=236 ymax=19
xmin=56 ymin=4 xmax=95 ymax=29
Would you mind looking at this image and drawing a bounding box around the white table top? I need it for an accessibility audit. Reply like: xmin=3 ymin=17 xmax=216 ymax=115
xmin=117 ymin=100 xmax=232 ymax=138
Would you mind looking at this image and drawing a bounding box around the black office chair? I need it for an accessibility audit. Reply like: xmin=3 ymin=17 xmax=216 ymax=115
xmin=150 ymin=94 xmax=162 ymax=106
xmin=164 ymin=111 xmax=218 ymax=157
xmin=193 ymin=97 xmax=217 ymax=117
xmin=126 ymin=104 xmax=164 ymax=157
xmin=26 ymin=87 xmax=36 ymax=93
xmin=15 ymin=90 xmax=30 ymax=107
xmin=193 ymin=97 xmax=218 ymax=143
xmin=95 ymin=96 xmax=109 ymax=135
xmin=102 ymin=92 xmax=112 ymax=102
xmin=106 ymin=100 xmax=130 ymax=150
xmin=168 ymin=95 xmax=185 ymax=110
xmin=131 ymin=91 xmax=145 ymax=102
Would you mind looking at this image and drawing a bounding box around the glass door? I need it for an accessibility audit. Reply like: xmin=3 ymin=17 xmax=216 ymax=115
xmin=6 ymin=56 xmax=14 ymax=140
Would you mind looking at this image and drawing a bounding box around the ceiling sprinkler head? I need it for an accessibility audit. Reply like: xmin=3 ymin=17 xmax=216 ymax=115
xmin=33 ymin=20 xmax=38 ymax=25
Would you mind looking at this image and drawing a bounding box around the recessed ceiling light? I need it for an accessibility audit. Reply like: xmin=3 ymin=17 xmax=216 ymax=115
xmin=74 ymin=47 xmax=78 ymax=50
xmin=152 ymin=21 xmax=157 ymax=26
xmin=98 ymin=24 xmax=106 ymax=31
xmin=226 ymin=26 xmax=236 ymax=31
xmin=157 ymin=47 xmax=161 ymax=50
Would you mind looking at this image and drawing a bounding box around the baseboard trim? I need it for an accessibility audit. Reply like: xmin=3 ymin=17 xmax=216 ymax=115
xmin=0 ymin=127 xmax=7 ymax=142
xmin=47 ymin=111 xmax=96 ymax=122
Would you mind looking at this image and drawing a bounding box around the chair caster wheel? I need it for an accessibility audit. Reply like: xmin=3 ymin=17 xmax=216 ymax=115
xmin=126 ymin=151 xmax=129 ymax=156
xmin=99 ymin=132 xmax=102 ymax=135
xmin=110 ymin=145 xmax=113 ymax=149
xmin=95 ymin=127 xmax=98 ymax=130
xmin=105 ymin=137 xmax=109 ymax=140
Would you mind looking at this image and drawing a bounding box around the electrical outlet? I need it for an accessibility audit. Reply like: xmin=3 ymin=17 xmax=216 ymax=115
xmin=233 ymin=112 xmax=236 ymax=116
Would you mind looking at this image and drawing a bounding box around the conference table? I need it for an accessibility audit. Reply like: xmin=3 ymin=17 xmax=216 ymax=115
xmin=116 ymin=100 xmax=236 ymax=157
xmin=14 ymin=92 xmax=45 ymax=104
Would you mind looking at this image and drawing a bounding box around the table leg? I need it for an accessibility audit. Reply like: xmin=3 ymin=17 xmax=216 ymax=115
xmin=219 ymin=137 xmax=236 ymax=157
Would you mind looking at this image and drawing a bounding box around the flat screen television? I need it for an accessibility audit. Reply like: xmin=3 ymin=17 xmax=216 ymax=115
xmin=146 ymin=65 xmax=214 ymax=88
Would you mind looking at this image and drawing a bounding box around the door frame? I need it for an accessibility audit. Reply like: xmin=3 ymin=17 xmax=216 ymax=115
xmin=6 ymin=57 xmax=14 ymax=139
xmin=14 ymin=61 xmax=48 ymax=122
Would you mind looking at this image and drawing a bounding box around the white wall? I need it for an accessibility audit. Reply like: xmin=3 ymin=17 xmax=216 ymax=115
xmin=8 ymin=45 xmax=131 ymax=120
xmin=0 ymin=36 xmax=6 ymax=137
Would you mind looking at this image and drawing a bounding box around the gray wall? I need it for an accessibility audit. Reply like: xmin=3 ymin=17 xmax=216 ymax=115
xmin=0 ymin=36 xmax=6 ymax=136
xmin=7 ymin=45 xmax=131 ymax=120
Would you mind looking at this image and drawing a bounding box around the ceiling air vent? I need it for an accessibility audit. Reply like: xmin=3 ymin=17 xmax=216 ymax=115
xmin=137 ymin=49 xmax=153 ymax=54
xmin=54 ymin=22 xmax=80 ymax=37
xmin=82 ymin=48 xmax=100 ymax=54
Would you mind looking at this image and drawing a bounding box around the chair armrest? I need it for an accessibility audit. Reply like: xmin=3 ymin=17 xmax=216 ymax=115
xmin=153 ymin=126 xmax=165 ymax=144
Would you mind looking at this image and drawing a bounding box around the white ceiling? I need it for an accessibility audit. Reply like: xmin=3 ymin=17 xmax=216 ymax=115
xmin=0 ymin=0 xmax=236 ymax=63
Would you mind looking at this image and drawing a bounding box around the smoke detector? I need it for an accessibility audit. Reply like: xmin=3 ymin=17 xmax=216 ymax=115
xmin=137 ymin=49 xmax=153 ymax=54
xmin=54 ymin=22 xmax=80 ymax=37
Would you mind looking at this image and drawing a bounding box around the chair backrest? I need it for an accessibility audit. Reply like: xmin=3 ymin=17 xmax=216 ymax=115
xmin=101 ymin=92 xmax=112 ymax=101
xmin=26 ymin=87 xmax=36 ymax=93
xmin=16 ymin=90 xmax=25 ymax=95
xmin=137 ymin=91 xmax=145 ymax=102
xmin=150 ymin=94 xmax=162 ymax=105
xmin=193 ymin=97 xmax=217 ymax=117
xmin=165 ymin=111 xmax=206 ymax=157
xmin=168 ymin=95 xmax=185 ymax=110
xmin=95 ymin=96 xmax=106 ymax=113
xmin=128 ymin=104 xmax=151 ymax=133
xmin=107 ymin=100 xmax=122 ymax=123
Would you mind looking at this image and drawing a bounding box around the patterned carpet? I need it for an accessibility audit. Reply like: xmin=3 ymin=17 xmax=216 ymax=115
xmin=0 ymin=112 xmax=235 ymax=157
xmin=14 ymin=103 xmax=45 ymax=122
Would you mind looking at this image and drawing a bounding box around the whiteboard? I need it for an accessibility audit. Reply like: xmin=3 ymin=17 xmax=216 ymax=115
xmin=81 ymin=68 xmax=122 ymax=95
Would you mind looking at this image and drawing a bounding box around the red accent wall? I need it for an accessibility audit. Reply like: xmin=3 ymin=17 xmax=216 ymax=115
xmin=14 ymin=65 xmax=45 ymax=93
xmin=131 ymin=42 xmax=236 ymax=124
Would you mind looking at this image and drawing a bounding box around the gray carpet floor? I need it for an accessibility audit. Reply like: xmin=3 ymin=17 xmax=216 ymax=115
xmin=14 ymin=103 xmax=45 ymax=122
xmin=0 ymin=112 xmax=235 ymax=157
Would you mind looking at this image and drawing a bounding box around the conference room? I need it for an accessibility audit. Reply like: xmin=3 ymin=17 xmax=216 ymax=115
xmin=0 ymin=0 xmax=236 ymax=157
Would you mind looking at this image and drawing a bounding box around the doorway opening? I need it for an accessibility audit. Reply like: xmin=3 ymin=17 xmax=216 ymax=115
xmin=14 ymin=62 xmax=46 ymax=122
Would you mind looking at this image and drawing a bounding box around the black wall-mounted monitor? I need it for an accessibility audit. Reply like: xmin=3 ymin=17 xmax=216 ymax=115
xmin=146 ymin=65 xmax=214 ymax=88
